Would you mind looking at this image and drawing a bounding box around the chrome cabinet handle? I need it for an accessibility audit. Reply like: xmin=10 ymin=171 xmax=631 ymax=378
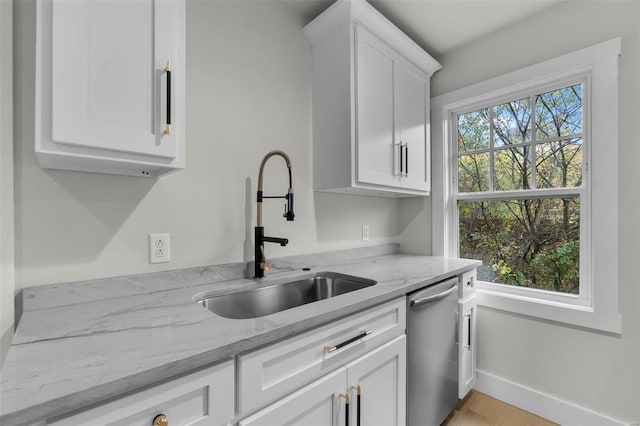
xmin=464 ymin=313 xmax=472 ymax=351
xmin=165 ymin=61 xmax=172 ymax=135
xmin=409 ymin=282 xmax=458 ymax=308
xmin=325 ymin=329 xmax=371 ymax=353
xmin=455 ymin=308 xmax=459 ymax=345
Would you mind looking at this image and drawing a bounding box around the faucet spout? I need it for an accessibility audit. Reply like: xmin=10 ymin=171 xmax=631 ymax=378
xmin=257 ymin=150 xmax=294 ymax=227
xmin=262 ymin=236 xmax=289 ymax=246
xmin=255 ymin=150 xmax=295 ymax=278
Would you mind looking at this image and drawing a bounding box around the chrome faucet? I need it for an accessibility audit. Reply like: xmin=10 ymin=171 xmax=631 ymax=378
xmin=255 ymin=150 xmax=294 ymax=278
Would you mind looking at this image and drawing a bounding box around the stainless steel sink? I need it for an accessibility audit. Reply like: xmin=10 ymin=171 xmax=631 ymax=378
xmin=198 ymin=272 xmax=376 ymax=319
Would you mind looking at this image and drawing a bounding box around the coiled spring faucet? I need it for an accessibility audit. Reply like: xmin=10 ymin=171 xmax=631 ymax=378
xmin=255 ymin=150 xmax=294 ymax=278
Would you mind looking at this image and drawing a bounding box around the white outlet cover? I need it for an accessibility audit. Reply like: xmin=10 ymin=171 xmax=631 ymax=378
xmin=149 ymin=233 xmax=170 ymax=264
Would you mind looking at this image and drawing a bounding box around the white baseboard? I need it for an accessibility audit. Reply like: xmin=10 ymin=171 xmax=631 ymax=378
xmin=475 ymin=369 xmax=628 ymax=426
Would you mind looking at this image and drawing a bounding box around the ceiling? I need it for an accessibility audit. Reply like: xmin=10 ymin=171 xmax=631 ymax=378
xmin=283 ymin=0 xmax=564 ymax=57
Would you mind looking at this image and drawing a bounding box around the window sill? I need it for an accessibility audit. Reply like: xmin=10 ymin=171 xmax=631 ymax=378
xmin=476 ymin=287 xmax=621 ymax=334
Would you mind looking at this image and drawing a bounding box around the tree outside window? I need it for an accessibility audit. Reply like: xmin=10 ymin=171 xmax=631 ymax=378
xmin=456 ymin=84 xmax=583 ymax=294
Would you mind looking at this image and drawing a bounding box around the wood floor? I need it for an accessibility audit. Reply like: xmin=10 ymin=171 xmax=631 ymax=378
xmin=442 ymin=391 xmax=558 ymax=426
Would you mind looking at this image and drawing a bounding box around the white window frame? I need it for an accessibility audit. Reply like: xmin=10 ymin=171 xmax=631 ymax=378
xmin=431 ymin=38 xmax=621 ymax=333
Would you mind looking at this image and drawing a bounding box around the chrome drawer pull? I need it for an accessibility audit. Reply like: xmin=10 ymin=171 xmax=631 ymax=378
xmin=325 ymin=329 xmax=371 ymax=353
xmin=464 ymin=313 xmax=472 ymax=351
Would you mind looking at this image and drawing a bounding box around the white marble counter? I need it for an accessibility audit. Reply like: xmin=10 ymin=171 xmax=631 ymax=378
xmin=0 ymin=244 xmax=480 ymax=425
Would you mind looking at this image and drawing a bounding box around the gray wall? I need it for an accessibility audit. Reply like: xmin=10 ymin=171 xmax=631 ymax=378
xmin=11 ymin=0 xmax=402 ymax=301
xmin=431 ymin=1 xmax=640 ymax=421
xmin=1 ymin=0 xmax=14 ymax=365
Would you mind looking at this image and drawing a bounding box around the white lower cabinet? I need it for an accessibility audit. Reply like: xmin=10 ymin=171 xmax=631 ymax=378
xmin=48 ymin=360 xmax=234 ymax=426
xmin=345 ymin=335 xmax=406 ymax=426
xmin=239 ymin=336 xmax=406 ymax=426
xmin=236 ymin=298 xmax=406 ymax=415
xmin=239 ymin=367 xmax=347 ymax=426
xmin=458 ymin=295 xmax=478 ymax=399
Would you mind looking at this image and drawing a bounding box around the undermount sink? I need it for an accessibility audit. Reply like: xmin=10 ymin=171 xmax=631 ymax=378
xmin=198 ymin=272 xmax=376 ymax=319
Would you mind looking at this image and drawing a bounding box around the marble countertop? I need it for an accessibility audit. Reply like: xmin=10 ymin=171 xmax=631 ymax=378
xmin=0 ymin=244 xmax=480 ymax=426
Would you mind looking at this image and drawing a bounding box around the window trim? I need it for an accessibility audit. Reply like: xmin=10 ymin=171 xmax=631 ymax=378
xmin=431 ymin=38 xmax=621 ymax=333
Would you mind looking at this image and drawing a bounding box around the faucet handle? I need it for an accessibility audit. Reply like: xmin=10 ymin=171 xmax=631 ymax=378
xmin=261 ymin=260 xmax=272 ymax=272
xmin=260 ymin=246 xmax=272 ymax=272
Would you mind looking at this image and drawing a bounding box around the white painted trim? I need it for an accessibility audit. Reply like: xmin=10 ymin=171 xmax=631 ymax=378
xmin=475 ymin=370 xmax=628 ymax=426
xmin=432 ymin=38 xmax=621 ymax=333
xmin=0 ymin=0 xmax=15 ymax=366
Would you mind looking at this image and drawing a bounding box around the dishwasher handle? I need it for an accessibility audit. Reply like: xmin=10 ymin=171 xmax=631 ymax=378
xmin=409 ymin=277 xmax=458 ymax=308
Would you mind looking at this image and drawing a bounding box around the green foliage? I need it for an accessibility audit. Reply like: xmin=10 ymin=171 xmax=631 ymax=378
xmin=456 ymin=83 xmax=583 ymax=294
xmin=459 ymin=199 xmax=580 ymax=294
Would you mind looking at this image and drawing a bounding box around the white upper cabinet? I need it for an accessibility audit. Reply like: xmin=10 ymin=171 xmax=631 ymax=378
xmin=36 ymin=0 xmax=185 ymax=178
xmin=305 ymin=0 xmax=441 ymax=197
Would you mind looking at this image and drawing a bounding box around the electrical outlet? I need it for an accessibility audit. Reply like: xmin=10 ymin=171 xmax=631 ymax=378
xmin=149 ymin=233 xmax=170 ymax=264
xmin=362 ymin=224 xmax=369 ymax=242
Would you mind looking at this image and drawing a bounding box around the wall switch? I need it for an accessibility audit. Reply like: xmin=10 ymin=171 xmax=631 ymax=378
xmin=149 ymin=233 xmax=170 ymax=264
xmin=362 ymin=224 xmax=369 ymax=242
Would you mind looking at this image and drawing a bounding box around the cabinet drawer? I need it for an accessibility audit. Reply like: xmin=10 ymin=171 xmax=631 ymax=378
xmin=460 ymin=269 xmax=477 ymax=299
xmin=49 ymin=360 xmax=234 ymax=426
xmin=237 ymin=297 xmax=406 ymax=416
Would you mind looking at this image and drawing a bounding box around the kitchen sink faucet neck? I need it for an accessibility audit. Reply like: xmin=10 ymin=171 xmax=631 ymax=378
xmin=255 ymin=150 xmax=294 ymax=278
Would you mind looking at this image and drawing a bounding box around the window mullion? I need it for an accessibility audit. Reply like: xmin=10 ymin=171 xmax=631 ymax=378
xmin=455 ymin=187 xmax=582 ymax=201
xmin=452 ymin=114 xmax=458 ymax=190
xmin=530 ymin=94 xmax=537 ymax=189
xmin=489 ymin=106 xmax=495 ymax=192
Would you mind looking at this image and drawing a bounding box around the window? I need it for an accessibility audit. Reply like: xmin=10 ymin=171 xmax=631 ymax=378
xmin=455 ymin=83 xmax=585 ymax=296
xmin=431 ymin=38 xmax=621 ymax=332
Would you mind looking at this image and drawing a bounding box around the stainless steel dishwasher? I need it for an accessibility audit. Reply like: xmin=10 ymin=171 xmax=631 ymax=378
xmin=407 ymin=276 xmax=459 ymax=426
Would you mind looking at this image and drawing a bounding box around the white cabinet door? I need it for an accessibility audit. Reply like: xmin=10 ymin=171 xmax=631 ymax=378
xmin=396 ymin=63 xmax=430 ymax=192
xmin=355 ymin=26 xmax=397 ymax=189
xmin=49 ymin=360 xmax=234 ymax=426
xmin=459 ymin=296 xmax=478 ymax=398
xmin=355 ymin=25 xmax=431 ymax=194
xmin=36 ymin=0 xmax=185 ymax=177
xmin=239 ymin=368 xmax=348 ymax=426
xmin=346 ymin=336 xmax=406 ymax=426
